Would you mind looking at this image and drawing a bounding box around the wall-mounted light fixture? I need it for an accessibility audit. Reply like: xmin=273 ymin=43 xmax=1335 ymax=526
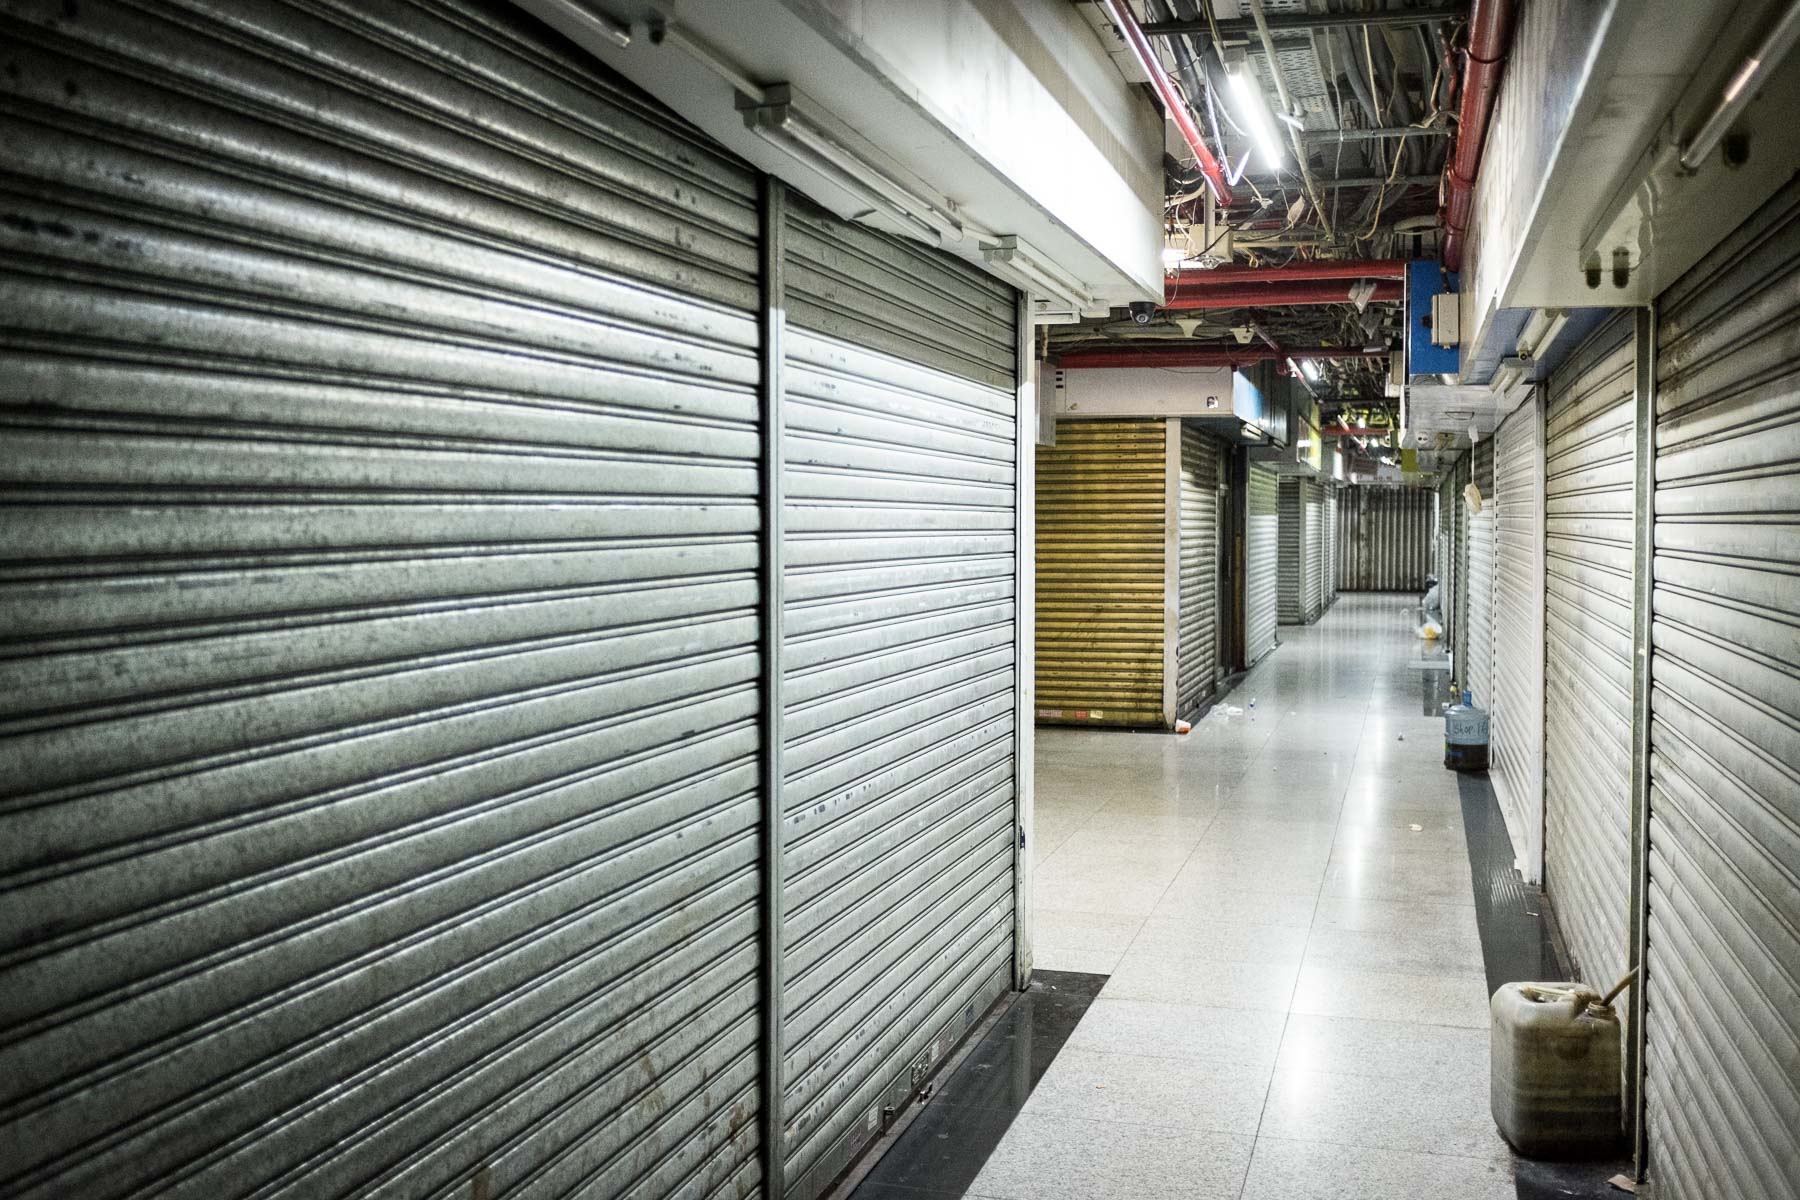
xmin=980 ymin=235 xmax=1092 ymax=312
xmin=736 ymin=85 xmax=964 ymax=246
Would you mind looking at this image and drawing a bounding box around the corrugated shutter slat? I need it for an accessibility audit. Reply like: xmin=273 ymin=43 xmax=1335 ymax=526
xmin=1645 ymin=177 xmax=1800 ymax=1200
xmin=1492 ymin=390 xmax=1547 ymax=884
xmin=1543 ymin=313 xmax=1636 ymax=1043
xmin=0 ymin=3 xmax=764 ymax=1197
xmin=780 ymin=194 xmax=1017 ymax=1198
xmin=1245 ymin=464 xmax=1280 ymax=661
xmin=1034 ymin=419 xmax=1166 ymax=726
xmin=1176 ymin=424 xmax=1223 ymax=716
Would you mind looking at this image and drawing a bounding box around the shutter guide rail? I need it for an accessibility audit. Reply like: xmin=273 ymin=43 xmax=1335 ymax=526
xmin=759 ymin=172 xmax=789 ymax=1200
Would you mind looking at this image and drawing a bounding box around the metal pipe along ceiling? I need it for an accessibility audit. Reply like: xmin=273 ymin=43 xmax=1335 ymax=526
xmin=1441 ymin=0 xmax=1516 ymax=270
xmin=1055 ymin=344 xmax=1386 ymax=369
xmin=1161 ymin=279 xmax=1403 ymax=310
xmin=1166 ymin=259 xmax=1409 ymax=284
xmin=1099 ymin=0 xmax=1234 ymax=208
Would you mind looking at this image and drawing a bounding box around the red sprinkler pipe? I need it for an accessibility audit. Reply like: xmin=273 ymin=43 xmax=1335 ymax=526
xmin=1100 ymin=0 xmax=1233 ymax=208
xmin=1055 ymin=345 xmax=1388 ymax=369
xmin=1166 ymin=259 xmax=1409 ymax=284
xmin=1161 ymin=280 xmax=1402 ymax=310
xmin=1441 ymin=0 xmax=1516 ymax=271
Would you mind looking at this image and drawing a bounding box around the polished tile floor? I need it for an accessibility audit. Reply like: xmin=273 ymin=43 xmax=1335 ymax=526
xmin=974 ymin=593 xmax=1514 ymax=1200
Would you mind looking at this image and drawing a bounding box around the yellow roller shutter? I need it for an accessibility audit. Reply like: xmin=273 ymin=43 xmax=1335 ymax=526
xmin=1034 ymin=419 xmax=1167 ymax=726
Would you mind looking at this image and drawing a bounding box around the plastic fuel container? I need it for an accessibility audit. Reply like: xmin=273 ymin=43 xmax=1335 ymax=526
xmin=1490 ymin=982 xmax=1622 ymax=1158
xmin=1444 ymin=689 xmax=1489 ymax=771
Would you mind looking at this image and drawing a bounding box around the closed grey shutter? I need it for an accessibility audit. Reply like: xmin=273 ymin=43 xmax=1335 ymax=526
xmin=1467 ymin=439 xmax=1498 ymax=708
xmin=1491 ymin=390 xmax=1547 ymax=884
xmin=1303 ymin=479 xmax=1325 ymax=620
xmin=1245 ymin=464 xmax=1280 ymax=663
xmin=1325 ymin=486 xmax=1339 ymax=605
xmin=1176 ymin=424 xmax=1222 ymax=716
xmin=1278 ymin=477 xmax=1304 ymax=623
xmin=1453 ymin=455 xmax=1471 ymax=681
xmin=1437 ymin=471 xmax=1457 ymax=647
xmin=1645 ymin=179 xmax=1800 ymax=1200
xmin=0 ymin=4 xmax=764 ymax=1199
xmin=1338 ymin=486 xmax=1434 ymax=590
xmin=779 ymin=194 xmax=1017 ymax=1199
xmin=1542 ymin=314 xmax=1636 ymax=1030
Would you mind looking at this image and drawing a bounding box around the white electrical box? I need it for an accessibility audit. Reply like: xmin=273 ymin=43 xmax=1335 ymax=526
xmin=1430 ymin=292 xmax=1461 ymax=347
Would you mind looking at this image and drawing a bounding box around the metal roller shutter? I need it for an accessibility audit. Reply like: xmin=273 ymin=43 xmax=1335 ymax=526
xmin=1278 ymin=477 xmax=1304 ymax=623
xmin=0 ymin=3 xmax=765 ymax=1198
xmin=1034 ymin=419 xmax=1166 ymax=726
xmin=1337 ymin=486 xmax=1434 ymax=591
xmin=1303 ymin=479 xmax=1326 ymax=621
xmin=1437 ymin=471 xmax=1458 ymax=648
xmin=1324 ymin=486 xmax=1339 ymax=606
xmin=1645 ymin=179 xmax=1800 ymax=1200
xmin=779 ymin=194 xmax=1017 ymax=1198
xmin=1542 ymin=314 xmax=1636 ymax=1030
xmin=1176 ymin=423 xmax=1222 ymax=717
xmin=1491 ymin=390 xmax=1547 ymax=884
xmin=1453 ymin=454 xmax=1471 ymax=681
xmin=1467 ymin=439 xmax=1497 ymax=708
xmin=1245 ymin=464 xmax=1280 ymax=664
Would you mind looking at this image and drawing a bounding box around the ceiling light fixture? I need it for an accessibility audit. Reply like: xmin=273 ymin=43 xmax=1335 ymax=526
xmin=1515 ymin=308 xmax=1570 ymax=361
xmin=1221 ymin=50 xmax=1283 ymax=171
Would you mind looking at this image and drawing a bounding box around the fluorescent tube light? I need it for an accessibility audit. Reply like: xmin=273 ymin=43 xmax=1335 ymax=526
xmin=981 ymin=235 xmax=1092 ymax=311
xmin=1222 ymin=51 xmax=1282 ymax=171
xmin=737 ymin=87 xmax=964 ymax=245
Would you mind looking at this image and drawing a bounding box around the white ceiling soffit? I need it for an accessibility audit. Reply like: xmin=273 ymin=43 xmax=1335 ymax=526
xmin=511 ymin=0 xmax=1169 ymax=305
xmin=1459 ymin=0 xmax=1800 ymax=357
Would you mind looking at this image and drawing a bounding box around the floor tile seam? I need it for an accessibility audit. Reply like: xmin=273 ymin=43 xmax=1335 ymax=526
xmin=1046 ymin=1043 xmax=1284 ymax=1073
xmin=1018 ymin=1097 xmax=1268 ymax=1139
xmin=1115 ymin=795 xmax=1231 ymax=954
xmin=1244 ymin=694 xmax=1375 ymax=1179
xmin=1285 ymin=1007 xmax=1491 ymax=1032
xmin=1262 ymin=1060 xmax=1493 ymax=1094
xmin=1247 ymin=1131 xmax=1515 ymax=1166
xmin=1295 ymin=951 xmax=1489 ymax=976
xmin=1243 ymin=1129 xmax=1513 ymax=1168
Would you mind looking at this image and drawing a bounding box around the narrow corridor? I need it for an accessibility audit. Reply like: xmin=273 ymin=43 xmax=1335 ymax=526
xmin=976 ymin=593 xmax=1513 ymax=1199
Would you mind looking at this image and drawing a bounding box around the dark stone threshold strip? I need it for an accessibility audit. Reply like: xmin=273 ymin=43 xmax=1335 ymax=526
xmin=839 ymin=971 xmax=1108 ymax=1200
xmin=1455 ymin=772 xmax=1632 ymax=1199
